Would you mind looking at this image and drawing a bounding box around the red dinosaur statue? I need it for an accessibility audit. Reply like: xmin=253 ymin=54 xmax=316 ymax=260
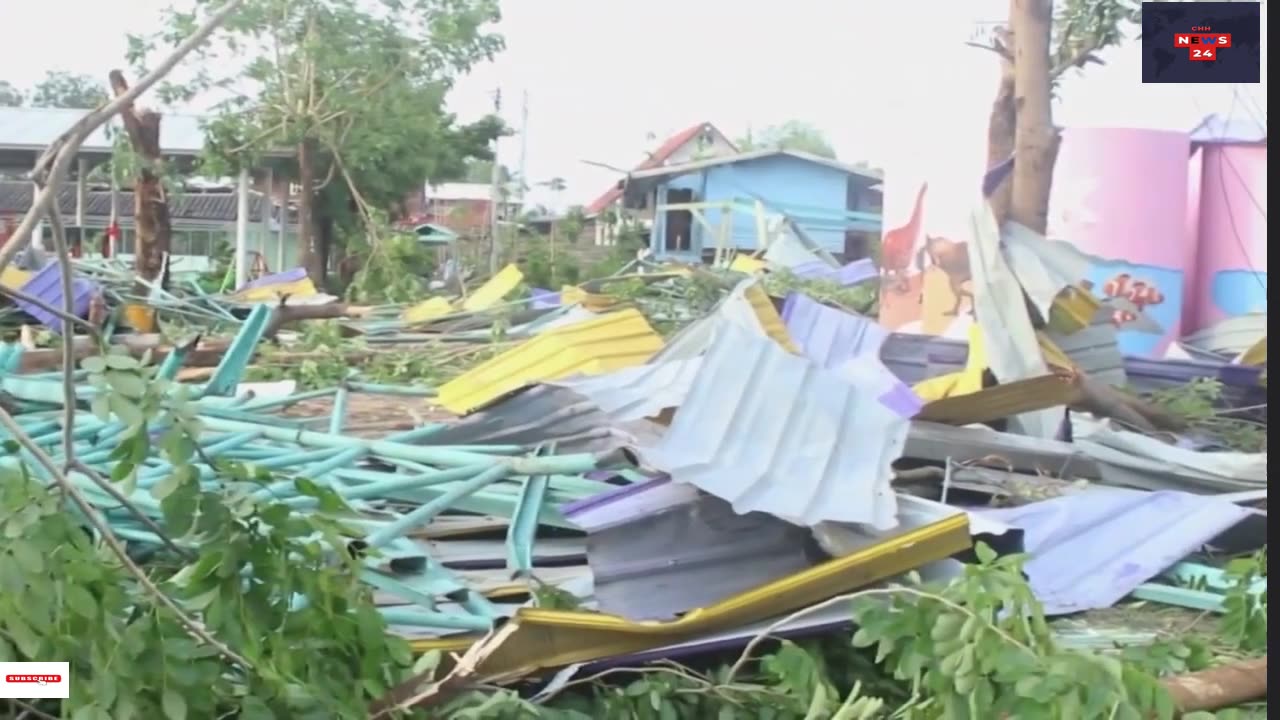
xmin=880 ymin=182 xmax=927 ymax=293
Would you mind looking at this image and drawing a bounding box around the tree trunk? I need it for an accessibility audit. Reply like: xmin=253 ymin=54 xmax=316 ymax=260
xmin=108 ymin=70 xmax=173 ymax=293
xmin=1008 ymin=0 xmax=1059 ymax=235
xmin=986 ymin=21 xmax=1017 ymax=226
xmin=297 ymin=138 xmax=322 ymax=283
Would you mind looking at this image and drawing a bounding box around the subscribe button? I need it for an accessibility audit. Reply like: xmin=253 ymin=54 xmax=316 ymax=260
xmin=1 ymin=663 xmax=70 ymax=698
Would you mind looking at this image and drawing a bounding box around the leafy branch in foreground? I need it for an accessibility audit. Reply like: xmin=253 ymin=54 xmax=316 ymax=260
xmin=850 ymin=544 xmax=1178 ymax=720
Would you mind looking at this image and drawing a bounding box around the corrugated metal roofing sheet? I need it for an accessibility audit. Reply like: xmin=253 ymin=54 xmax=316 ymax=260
xmin=1182 ymin=314 xmax=1268 ymax=357
xmin=421 ymin=384 xmax=664 ymax=454
xmin=587 ymin=494 xmax=815 ymax=621
xmin=975 ymin=487 xmax=1252 ymax=614
xmin=642 ymin=320 xmax=913 ymax=529
xmin=1043 ymin=308 xmax=1127 ymax=386
xmin=16 ymin=262 xmax=97 ymax=332
xmin=462 ymin=264 xmax=524 ymax=312
xmin=437 ymin=309 xmax=664 ymax=414
xmin=401 ymin=512 xmax=972 ymax=678
xmin=790 ymin=258 xmax=878 ymax=286
xmin=652 ymin=277 xmax=795 ymax=362
xmin=551 ymin=356 xmax=703 ymax=423
xmin=0 ymin=180 xmax=273 ymax=223
xmin=968 ymin=210 xmax=1059 ymax=438
xmin=780 ymin=292 xmax=887 ymax=369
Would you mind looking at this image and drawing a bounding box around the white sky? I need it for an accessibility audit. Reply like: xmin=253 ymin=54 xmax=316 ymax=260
xmin=1 ymin=0 xmax=1267 ymax=209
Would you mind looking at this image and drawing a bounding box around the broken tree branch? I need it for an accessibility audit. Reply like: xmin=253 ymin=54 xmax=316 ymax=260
xmin=0 ymin=0 xmax=245 ymax=273
xmin=1162 ymin=656 xmax=1267 ymax=713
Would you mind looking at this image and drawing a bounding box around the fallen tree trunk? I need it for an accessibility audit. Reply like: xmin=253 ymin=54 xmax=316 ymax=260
xmin=1162 ymin=656 xmax=1267 ymax=714
xmin=263 ymin=298 xmax=372 ymax=340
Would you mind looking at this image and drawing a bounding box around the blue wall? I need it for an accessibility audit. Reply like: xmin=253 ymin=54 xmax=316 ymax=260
xmin=649 ymin=155 xmax=854 ymax=257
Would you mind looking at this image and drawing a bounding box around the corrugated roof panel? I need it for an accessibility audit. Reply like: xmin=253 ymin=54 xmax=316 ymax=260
xmin=976 ymin=487 xmax=1252 ymax=614
xmin=781 ymin=292 xmax=887 ymax=369
xmin=462 ymin=264 xmax=525 ymax=312
xmin=401 ymin=512 xmax=972 ymax=675
xmin=437 ymin=309 xmax=664 ymax=414
xmin=652 ymin=277 xmax=796 ymax=363
xmin=551 ymin=356 xmax=703 ymax=423
xmin=15 ymin=262 xmax=98 ymax=332
xmin=587 ymin=494 xmax=815 ymax=621
xmin=790 ymin=258 xmax=878 ymax=286
xmin=1043 ymin=308 xmax=1127 ymax=386
xmin=643 ymin=320 xmax=911 ymax=529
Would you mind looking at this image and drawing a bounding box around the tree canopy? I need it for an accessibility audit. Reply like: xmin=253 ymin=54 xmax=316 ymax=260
xmin=133 ymin=0 xmax=509 ymax=284
xmin=736 ymin=121 xmax=837 ymax=159
xmin=0 ymin=81 xmax=22 ymax=107
xmin=30 ymin=71 xmax=109 ymax=108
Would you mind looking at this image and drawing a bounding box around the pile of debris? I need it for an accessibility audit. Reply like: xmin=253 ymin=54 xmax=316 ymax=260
xmin=0 ymin=200 xmax=1267 ymax=716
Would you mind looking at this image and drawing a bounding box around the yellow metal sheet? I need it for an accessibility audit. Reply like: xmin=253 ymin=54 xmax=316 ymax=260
xmin=436 ymin=309 xmax=665 ymax=414
xmin=730 ymin=255 xmax=767 ymax=274
xmin=1238 ymin=336 xmax=1266 ymax=367
xmin=402 ymin=296 xmax=454 ymax=324
xmin=560 ymin=286 xmax=586 ymax=306
xmin=405 ymin=513 xmax=971 ymax=677
xmin=0 ymin=267 xmax=30 ymax=291
xmin=913 ymin=324 xmax=987 ymax=402
xmin=1036 ymin=331 xmax=1074 ymax=371
xmin=1046 ymin=284 xmax=1101 ymax=336
xmin=917 ymin=373 xmax=1081 ymax=425
xmin=462 ymin=264 xmax=524 ymax=312
xmin=121 ymin=304 xmax=157 ymax=333
xmin=742 ymin=281 xmax=798 ymax=353
xmin=232 ymin=277 xmax=318 ymax=303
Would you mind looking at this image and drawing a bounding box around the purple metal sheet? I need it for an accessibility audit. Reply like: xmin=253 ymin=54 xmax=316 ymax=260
xmin=15 ymin=262 xmax=97 ymax=333
xmin=974 ymin=488 xmax=1251 ymax=615
xmin=239 ymin=266 xmax=308 ymax=292
xmin=782 ymin=292 xmax=889 ymax=370
xmin=790 ymin=259 xmax=878 ymax=286
xmin=530 ymin=288 xmax=562 ymax=309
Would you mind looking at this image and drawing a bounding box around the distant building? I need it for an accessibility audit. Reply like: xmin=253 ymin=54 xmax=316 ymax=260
xmin=423 ymin=182 xmax=521 ymax=237
xmin=613 ymin=149 xmax=883 ymax=261
xmin=583 ymin=122 xmax=738 ymax=246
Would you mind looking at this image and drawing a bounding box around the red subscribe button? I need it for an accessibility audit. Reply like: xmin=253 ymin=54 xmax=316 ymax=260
xmin=6 ymin=675 xmax=62 ymax=683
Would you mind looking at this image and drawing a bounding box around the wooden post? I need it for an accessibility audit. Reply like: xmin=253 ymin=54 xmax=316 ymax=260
xmin=259 ymin=166 xmax=272 ymax=273
xmin=234 ymin=167 xmax=250 ymax=289
xmin=277 ymin=180 xmax=288 ymax=270
xmin=31 ymin=182 xmax=45 ymax=251
xmin=75 ymin=158 xmax=88 ymax=227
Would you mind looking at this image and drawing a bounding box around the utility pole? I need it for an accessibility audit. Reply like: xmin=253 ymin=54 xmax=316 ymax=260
xmin=488 ymin=88 xmax=503 ymax=274
xmin=517 ymin=90 xmax=529 ymax=207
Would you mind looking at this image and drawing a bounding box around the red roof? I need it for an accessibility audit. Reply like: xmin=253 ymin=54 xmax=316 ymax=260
xmin=584 ymin=122 xmax=732 ymax=216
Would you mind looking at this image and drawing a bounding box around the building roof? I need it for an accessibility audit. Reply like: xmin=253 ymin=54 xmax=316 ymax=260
xmin=619 ymin=149 xmax=884 ymax=203
xmin=0 ymin=106 xmax=291 ymax=162
xmin=1189 ymin=113 xmax=1266 ymax=145
xmin=426 ymin=182 xmax=502 ymax=202
xmin=584 ymin=122 xmax=735 ymax=216
xmin=0 ymin=180 xmax=275 ymax=223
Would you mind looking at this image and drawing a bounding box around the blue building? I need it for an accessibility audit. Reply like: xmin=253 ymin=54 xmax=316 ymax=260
xmin=616 ymin=149 xmax=883 ymax=261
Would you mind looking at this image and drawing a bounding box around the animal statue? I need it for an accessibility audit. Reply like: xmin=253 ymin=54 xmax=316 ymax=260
xmin=879 ymin=182 xmax=928 ymax=293
xmin=915 ymin=235 xmax=973 ymax=317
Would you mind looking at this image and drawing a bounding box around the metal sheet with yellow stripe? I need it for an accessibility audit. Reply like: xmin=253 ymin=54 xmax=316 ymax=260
xmin=403 ymin=513 xmax=971 ymax=679
xmin=436 ymin=309 xmax=665 ymax=414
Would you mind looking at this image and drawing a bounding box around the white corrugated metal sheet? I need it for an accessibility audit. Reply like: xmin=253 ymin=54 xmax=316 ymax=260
xmin=642 ymin=320 xmax=914 ymax=529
